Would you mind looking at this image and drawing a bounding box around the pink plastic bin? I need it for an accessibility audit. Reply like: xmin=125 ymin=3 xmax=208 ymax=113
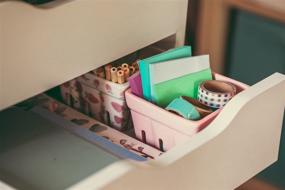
xmin=125 ymin=73 xmax=249 ymax=151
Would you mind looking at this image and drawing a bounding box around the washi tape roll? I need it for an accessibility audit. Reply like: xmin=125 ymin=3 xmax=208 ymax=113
xmin=198 ymin=80 xmax=237 ymax=109
xmin=180 ymin=96 xmax=213 ymax=118
xmin=166 ymin=98 xmax=200 ymax=120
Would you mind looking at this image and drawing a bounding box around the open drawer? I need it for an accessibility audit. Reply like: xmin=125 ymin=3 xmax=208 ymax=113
xmin=0 ymin=73 xmax=284 ymax=190
xmin=1 ymin=0 xmax=285 ymax=189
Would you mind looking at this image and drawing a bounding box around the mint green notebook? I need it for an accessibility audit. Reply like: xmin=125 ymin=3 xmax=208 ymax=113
xmin=149 ymin=55 xmax=212 ymax=107
xmin=139 ymin=46 xmax=192 ymax=102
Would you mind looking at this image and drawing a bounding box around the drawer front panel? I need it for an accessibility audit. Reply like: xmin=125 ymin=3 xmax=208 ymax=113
xmin=0 ymin=0 xmax=188 ymax=110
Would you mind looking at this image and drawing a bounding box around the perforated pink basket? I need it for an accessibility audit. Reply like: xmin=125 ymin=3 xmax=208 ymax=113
xmin=125 ymin=73 xmax=248 ymax=151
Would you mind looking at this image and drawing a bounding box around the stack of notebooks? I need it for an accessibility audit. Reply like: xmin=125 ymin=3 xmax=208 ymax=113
xmin=132 ymin=46 xmax=213 ymax=107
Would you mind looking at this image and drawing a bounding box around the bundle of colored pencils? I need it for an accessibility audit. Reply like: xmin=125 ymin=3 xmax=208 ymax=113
xmin=94 ymin=61 xmax=139 ymax=84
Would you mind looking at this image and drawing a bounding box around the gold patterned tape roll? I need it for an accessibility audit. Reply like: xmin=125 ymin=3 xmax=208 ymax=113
xmin=198 ymin=80 xmax=237 ymax=109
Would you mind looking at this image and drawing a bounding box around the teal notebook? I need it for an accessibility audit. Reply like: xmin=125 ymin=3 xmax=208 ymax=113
xmin=149 ymin=55 xmax=212 ymax=107
xmin=139 ymin=46 xmax=192 ymax=101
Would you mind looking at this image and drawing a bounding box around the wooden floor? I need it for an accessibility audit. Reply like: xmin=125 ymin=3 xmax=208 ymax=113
xmin=237 ymin=179 xmax=282 ymax=190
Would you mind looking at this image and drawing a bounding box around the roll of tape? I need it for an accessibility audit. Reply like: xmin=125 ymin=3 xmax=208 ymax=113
xmin=180 ymin=96 xmax=213 ymax=118
xmin=198 ymin=80 xmax=236 ymax=109
xmin=166 ymin=98 xmax=200 ymax=120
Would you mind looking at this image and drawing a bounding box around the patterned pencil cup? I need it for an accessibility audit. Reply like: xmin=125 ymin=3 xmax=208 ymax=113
xmin=77 ymin=72 xmax=131 ymax=131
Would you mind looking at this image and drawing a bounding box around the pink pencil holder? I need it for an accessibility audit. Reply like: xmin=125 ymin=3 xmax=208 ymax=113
xmin=125 ymin=73 xmax=248 ymax=151
xmin=77 ymin=72 xmax=131 ymax=131
xmin=60 ymin=71 xmax=131 ymax=131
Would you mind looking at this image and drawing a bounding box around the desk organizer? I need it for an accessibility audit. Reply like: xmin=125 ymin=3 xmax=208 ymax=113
xmin=1 ymin=0 xmax=284 ymax=188
xmin=125 ymin=73 xmax=249 ymax=151
xmin=61 ymin=71 xmax=131 ymax=131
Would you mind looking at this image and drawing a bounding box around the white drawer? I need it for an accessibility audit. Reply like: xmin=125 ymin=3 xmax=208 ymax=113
xmin=1 ymin=0 xmax=284 ymax=189
xmin=0 ymin=0 xmax=187 ymax=110
xmin=0 ymin=73 xmax=284 ymax=190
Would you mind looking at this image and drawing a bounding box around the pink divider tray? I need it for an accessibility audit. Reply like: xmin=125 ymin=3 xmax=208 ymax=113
xmin=125 ymin=73 xmax=249 ymax=151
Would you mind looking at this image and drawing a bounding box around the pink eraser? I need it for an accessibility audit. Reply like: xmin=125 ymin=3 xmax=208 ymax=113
xmin=129 ymin=72 xmax=143 ymax=97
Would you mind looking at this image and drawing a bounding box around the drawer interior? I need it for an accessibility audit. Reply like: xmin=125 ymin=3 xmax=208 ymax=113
xmin=2 ymin=33 xmax=278 ymax=190
xmin=0 ymin=107 xmax=121 ymax=190
xmin=0 ymin=36 xmax=175 ymax=190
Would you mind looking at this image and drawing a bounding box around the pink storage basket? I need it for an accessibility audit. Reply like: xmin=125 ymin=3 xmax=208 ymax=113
xmin=125 ymin=73 xmax=249 ymax=151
